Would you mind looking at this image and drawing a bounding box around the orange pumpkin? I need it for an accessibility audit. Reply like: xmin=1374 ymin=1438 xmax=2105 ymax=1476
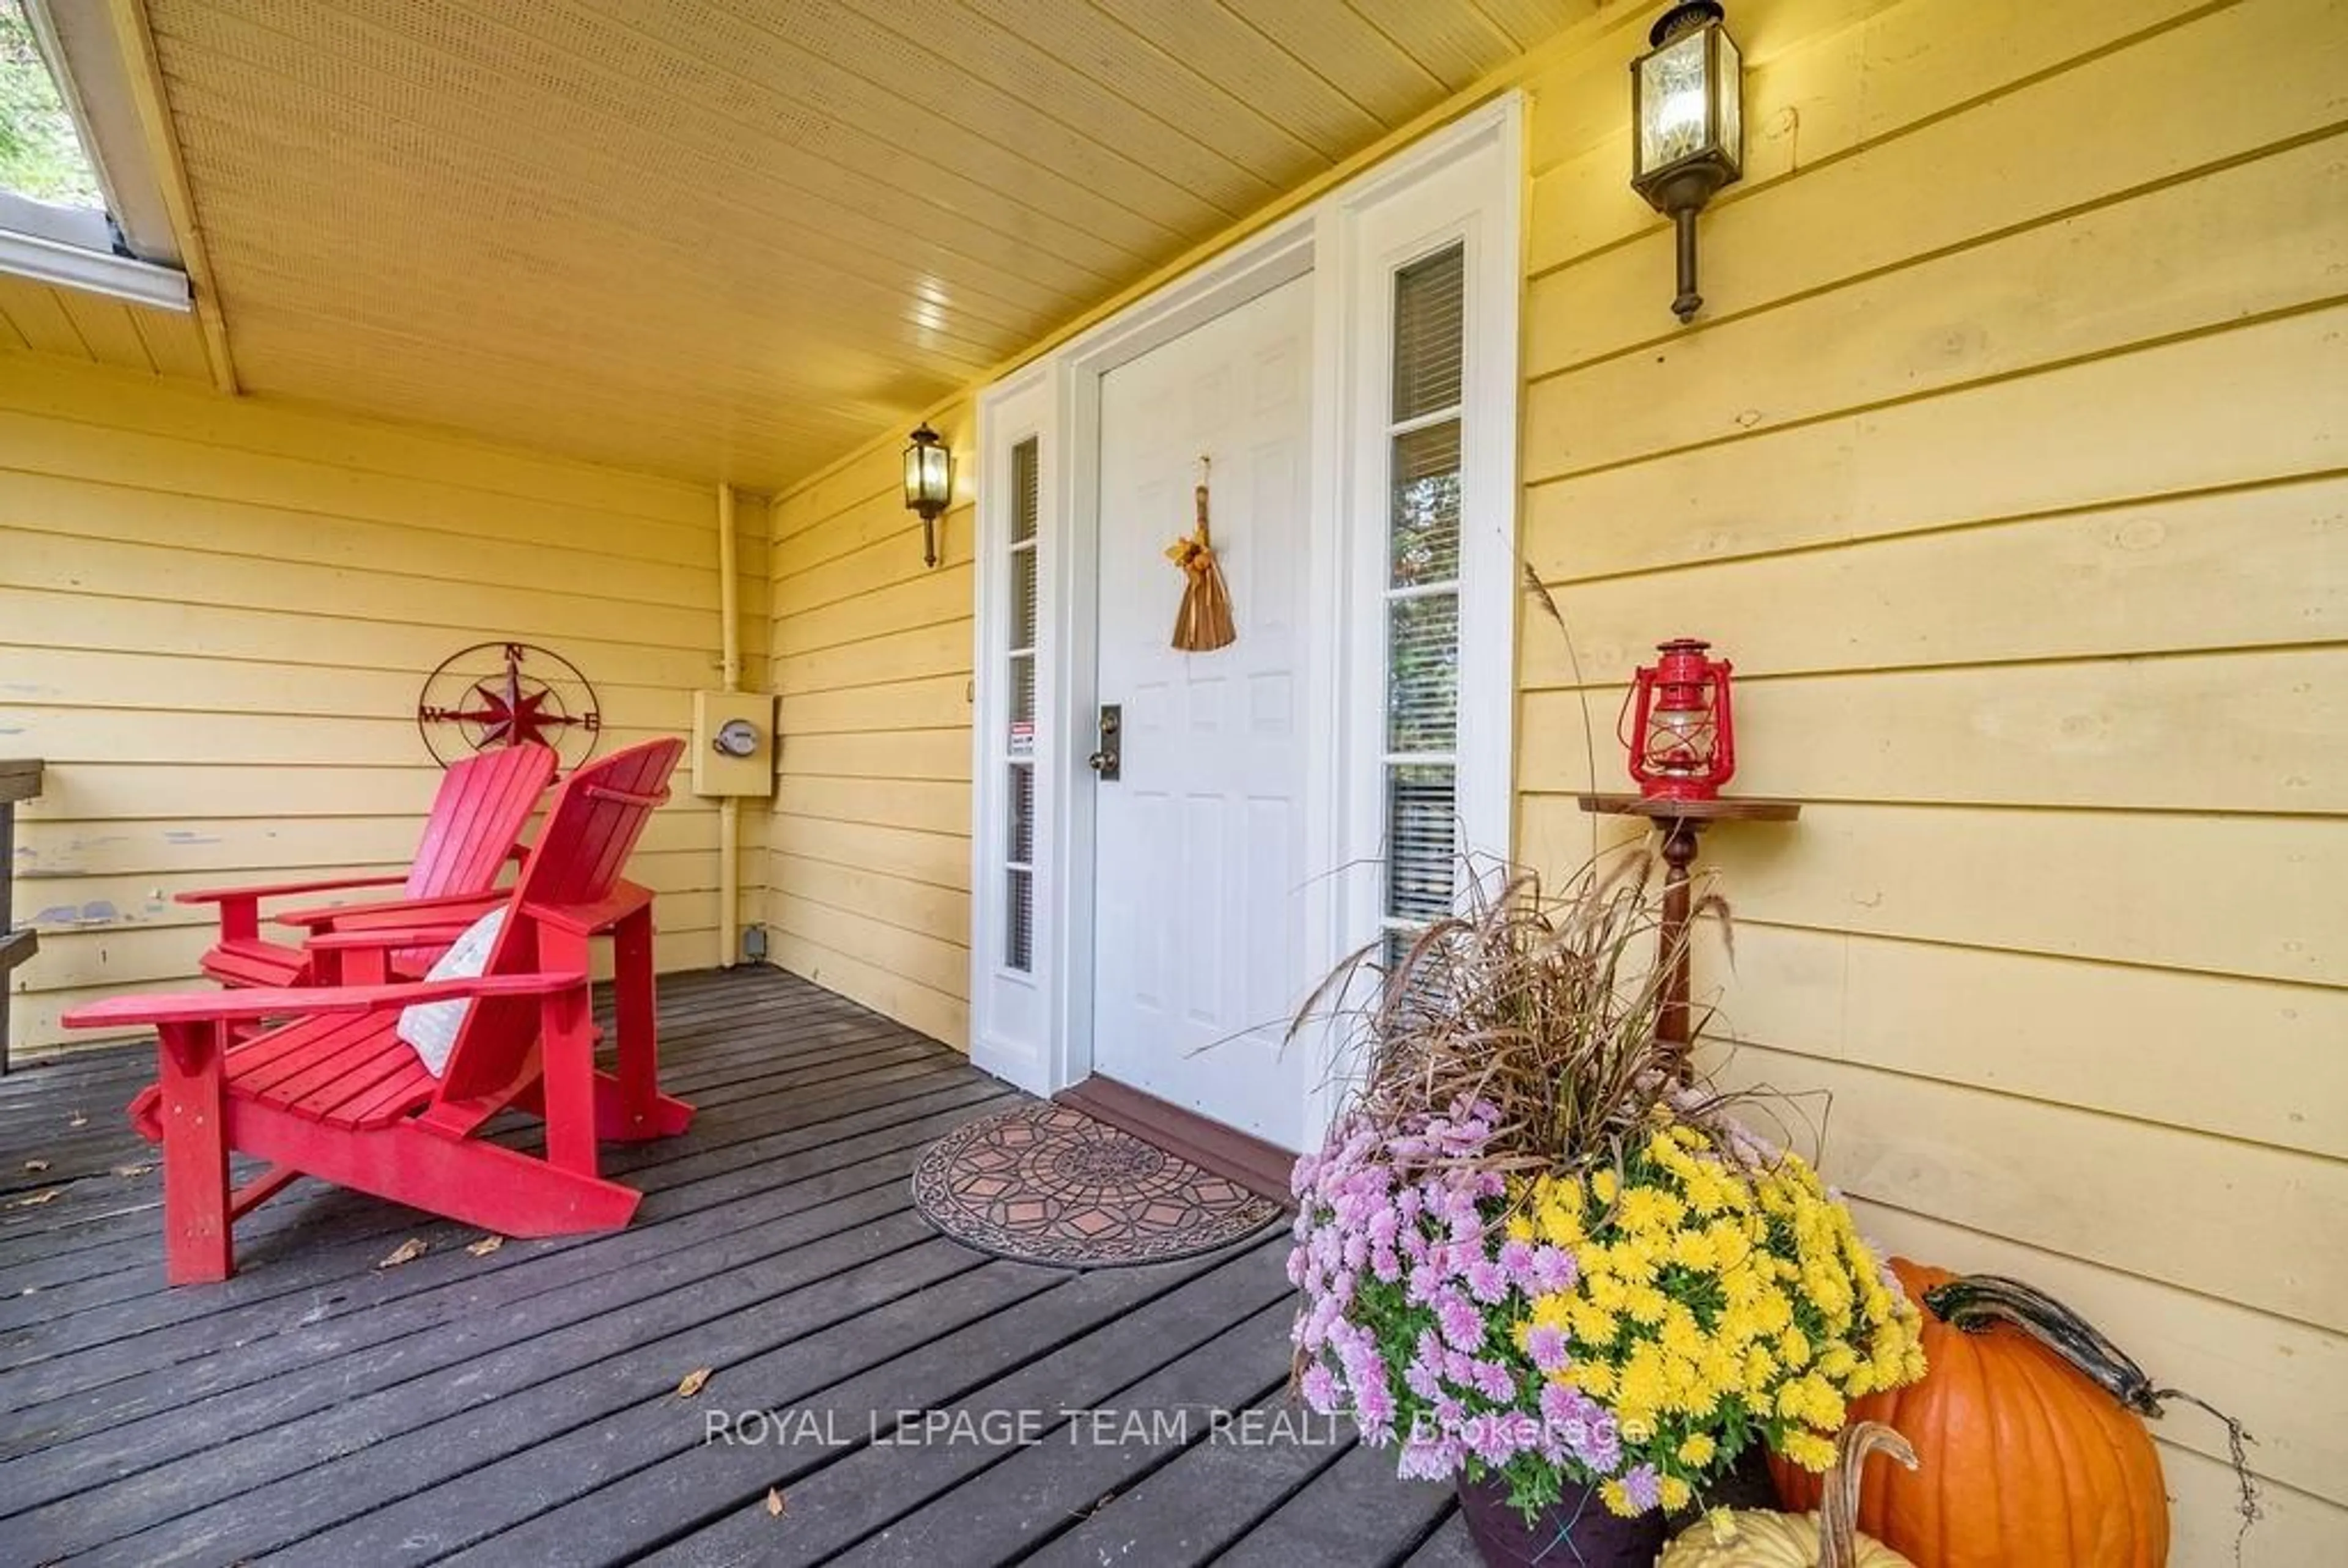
xmin=1770 ymin=1259 xmax=2169 ymax=1568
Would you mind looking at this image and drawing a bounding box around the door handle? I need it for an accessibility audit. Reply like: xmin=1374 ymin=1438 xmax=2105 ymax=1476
xmin=1088 ymin=704 xmax=1121 ymax=781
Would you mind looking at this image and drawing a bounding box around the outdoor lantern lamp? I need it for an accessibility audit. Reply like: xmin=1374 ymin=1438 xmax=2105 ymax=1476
xmin=903 ymin=422 xmax=953 ymax=568
xmin=1622 ymin=638 xmax=1737 ymax=800
xmin=1630 ymin=1 xmax=1744 ymax=323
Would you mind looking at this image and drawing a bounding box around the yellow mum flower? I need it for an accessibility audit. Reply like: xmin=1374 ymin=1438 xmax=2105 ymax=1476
xmin=1707 ymin=1218 xmax=1752 ymax=1272
xmin=1620 ymin=1187 xmax=1687 ymax=1235
xmin=1678 ymin=1431 xmax=1718 ymax=1467
xmin=1504 ymin=1213 xmax=1537 ymax=1244
xmin=1659 ymin=1305 xmax=1705 ymax=1361
xmin=1670 ymin=1227 xmax=1717 ymax=1271
xmin=1658 ymin=1475 xmax=1694 ymax=1512
xmin=1781 ymin=1430 xmax=1837 ymax=1473
xmin=1591 ymin=1168 xmax=1619 ymax=1204
xmin=1700 ymin=1344 xmax=1743 ymax=1401
xmin=1569 ymin=1298 xmax=1619 ymax=1345
xmin=1567 ymin=1360 xmax=1617 ymax=1398
xmin=1599 ymin=1479 xmax=1637 ymax=1517
xmin=1619 ymin=1344 xmax=1669 ymax=1408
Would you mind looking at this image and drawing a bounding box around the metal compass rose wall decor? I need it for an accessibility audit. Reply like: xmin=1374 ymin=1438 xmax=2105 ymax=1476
xmin=415 ymin=641 xmax=603 ymax=772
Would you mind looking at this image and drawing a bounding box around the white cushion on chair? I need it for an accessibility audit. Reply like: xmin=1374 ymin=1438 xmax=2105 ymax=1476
xmin=395 ymin=907 xmax=508 ymax=1077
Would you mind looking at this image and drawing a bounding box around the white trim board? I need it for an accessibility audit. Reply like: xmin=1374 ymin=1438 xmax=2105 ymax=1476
xmin=970 ymin=97 xmax=1524 ymax=1150
xmin=0 ymin=213 xmax=190 ymax=311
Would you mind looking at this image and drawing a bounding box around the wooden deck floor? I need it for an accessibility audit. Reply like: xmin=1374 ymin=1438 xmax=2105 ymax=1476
xmin=0 ymin=966 xmax=1477 ymax=1566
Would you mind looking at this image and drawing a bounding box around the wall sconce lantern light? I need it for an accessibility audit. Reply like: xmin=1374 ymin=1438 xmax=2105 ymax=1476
xmin=1622 ymin=637 xmax=1737 ymax=800
xmin=903 ymin=422 xmax=953 ymax=568
xmin=1630 ymin=1 xmax=1744 ymax=323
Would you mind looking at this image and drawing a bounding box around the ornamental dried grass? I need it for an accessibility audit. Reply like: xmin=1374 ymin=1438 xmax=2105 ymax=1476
xmin=1290 ymin=850 xmax=1730 ymax=1179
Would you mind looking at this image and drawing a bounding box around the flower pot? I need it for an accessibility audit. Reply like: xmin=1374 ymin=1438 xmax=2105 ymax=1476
xmin=1455 ymin=1471 xmax=1666 ymax=1568
xmin=1454 ymin=1448 xmax=1776 ymax=1568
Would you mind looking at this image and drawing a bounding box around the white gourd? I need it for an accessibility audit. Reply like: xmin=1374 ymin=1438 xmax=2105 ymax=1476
xmin=1656 ymin=1423 xmax=1919 ymax=1568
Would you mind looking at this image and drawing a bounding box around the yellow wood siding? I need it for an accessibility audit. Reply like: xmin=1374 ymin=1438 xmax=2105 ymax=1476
xmin=1 ymin=356 xmax=767 ymax=1050
xmin=765 ymin=403 xmax=974 ymax=1050
xmin=762 ymin=4 xmax=2344 ymax=1556
xmin=1516 ymin=0 xmax=2347 ymax=1559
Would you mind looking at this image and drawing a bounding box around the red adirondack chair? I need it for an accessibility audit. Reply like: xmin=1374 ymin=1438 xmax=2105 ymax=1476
xmin=175 ymin=743 xmax=555 ymax=989
xmin=63 ymin=739 xmax=691 ymax=1284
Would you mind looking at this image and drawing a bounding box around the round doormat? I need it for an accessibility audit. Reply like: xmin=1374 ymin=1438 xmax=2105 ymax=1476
xmin=910 ymin=1103 xmax=1284 ymax=1268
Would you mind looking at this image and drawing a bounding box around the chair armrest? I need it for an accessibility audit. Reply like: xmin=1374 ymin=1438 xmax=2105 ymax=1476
xmin=304 ymin=922 xmax=478 ymax=954
xmin=274 ymin=891 xmax=505 ymax=932
xmin=175 ymin=873 xmax=408 ymax=907
xmin=526 ymin=880 xmax=655 ymax=937
xmin=61 ymin=971 xmax=589 ymax=1029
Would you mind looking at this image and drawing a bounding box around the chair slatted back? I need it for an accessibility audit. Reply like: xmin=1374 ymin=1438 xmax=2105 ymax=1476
xmin=432 ymin=739 xmax=683 ymax=1104
xmin=402 ymin=745 xmax=555 ymax=898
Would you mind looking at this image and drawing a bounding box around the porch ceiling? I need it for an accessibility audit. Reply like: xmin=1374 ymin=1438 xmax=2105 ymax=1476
xmin=145 ymin=0 xmax=1598 ymax=491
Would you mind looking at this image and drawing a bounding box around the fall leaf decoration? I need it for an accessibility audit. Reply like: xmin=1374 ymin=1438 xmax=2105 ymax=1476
xmin=466 ymin=1235 xmax=505 ymax=1257
xmin=767 ymin=1488 xmax=787 ymax=1518
xmin=675 ymin=1367 xmax=714 ymax=1399
xmin=1165 ymin=455 xmax=1236 ymax=653
xmin=10 ymin=1188 xmax=59 ymax=1209
xmin=376 ymin=1237 xmax=428 ymax=1269
xmin=23 ymin=1159 xmax=48 ymax=1173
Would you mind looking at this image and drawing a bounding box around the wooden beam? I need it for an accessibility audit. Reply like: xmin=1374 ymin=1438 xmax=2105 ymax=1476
xmin=102 ymin=0 xmax=237 ymax=394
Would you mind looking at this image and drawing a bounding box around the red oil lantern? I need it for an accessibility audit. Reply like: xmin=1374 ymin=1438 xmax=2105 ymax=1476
xmin=1622 ymin=638 xmax=1736 ymax=800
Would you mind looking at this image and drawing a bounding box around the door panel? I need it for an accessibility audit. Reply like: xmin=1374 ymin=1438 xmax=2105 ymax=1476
xmin=1091 ymin=275 xmax=1315 ymax=1150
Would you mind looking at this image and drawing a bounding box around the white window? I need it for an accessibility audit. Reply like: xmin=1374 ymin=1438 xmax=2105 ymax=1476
xmin=0 ymin=0 xmax=190 ymax=309
xmin=1379 ymin=243 xmax=1469 ymax=968
xmin=1002 ymin=435 xmax=1041 ymax=973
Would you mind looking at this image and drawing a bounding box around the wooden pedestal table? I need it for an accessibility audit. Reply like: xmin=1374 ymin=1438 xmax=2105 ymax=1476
xmin=1575 ymin=793 xmax=1801 ymax=1080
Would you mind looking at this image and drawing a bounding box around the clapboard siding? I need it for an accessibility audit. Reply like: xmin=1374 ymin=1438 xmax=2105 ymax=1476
xmin=1516 ymin=0 xmax=2348 ymax=1553
xmin=1 ymin=357 xmax=766 ymax=1050
xmin=765 ymin=403 xmax=975 ymax=1049
xmin=753 ymin=3 xmax=2344 ymax=1553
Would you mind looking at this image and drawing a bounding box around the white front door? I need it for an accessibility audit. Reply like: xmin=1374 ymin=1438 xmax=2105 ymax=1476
xmin=1090 ymin=275 xmax=1316 ymax=1151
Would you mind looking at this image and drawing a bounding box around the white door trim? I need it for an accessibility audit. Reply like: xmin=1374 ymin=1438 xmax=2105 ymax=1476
xmin=973 ymin=97 xmax=1524 ymax=1143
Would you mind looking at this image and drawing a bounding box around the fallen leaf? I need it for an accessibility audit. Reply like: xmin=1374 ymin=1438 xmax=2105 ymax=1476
xmin=23 ymin=1159 xmax=50 ymax=1173
xmin=766 ymin=1487 xmax=786 ymax=1518
xmin=11 ymin=1189 xmax=61 ymax=1209
xmin=112 ymin=1163 xmax=152 ymax=1179
xmin=376 ymin=1238 xmax=428 ymax=1270
xmin=674 ymin=1367 xmax=713 ymax=1399
xmin=466 ymin=1235 xmax=505 ymax=1257
xmin=67 ymin=1113 xmax=88 ymax=1129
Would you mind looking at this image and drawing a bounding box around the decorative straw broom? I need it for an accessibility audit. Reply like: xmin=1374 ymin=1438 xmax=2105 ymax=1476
xmin=1165 ymin=455 xmax=1236 ymax=653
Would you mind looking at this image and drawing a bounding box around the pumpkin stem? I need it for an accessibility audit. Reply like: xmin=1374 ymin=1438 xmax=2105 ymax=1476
xmin=1817 ymin=1419 xmax=1916 ymax=1568
xmin=1921 ymin=1274 xmax=2164 ymax=1416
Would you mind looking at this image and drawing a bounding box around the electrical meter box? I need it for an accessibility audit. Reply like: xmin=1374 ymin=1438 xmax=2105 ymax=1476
xmin=692 ymin=691 xmax=778 ymax=798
